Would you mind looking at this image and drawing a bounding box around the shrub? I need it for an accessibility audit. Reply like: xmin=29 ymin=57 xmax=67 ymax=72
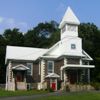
xmin=48 ymin=88 xmax=54 ymax=92
xmin=91 ymin=82 xmax=100 ymax=90
xmin=66 ymin=85 xmax=70 ymax=92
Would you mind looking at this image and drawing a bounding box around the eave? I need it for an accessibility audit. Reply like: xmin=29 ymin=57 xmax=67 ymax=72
xmin=61 ymin=64 xmax=95 ymax=70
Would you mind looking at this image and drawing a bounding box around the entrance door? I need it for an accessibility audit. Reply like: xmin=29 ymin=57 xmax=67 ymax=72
xmin=15 ymin=71 xmax=26 ymax=90
xmin=15 ymin=71 xmax=24 ymax=82
xmin=50 ymin=79 xmax=57 ymax=91
xmin=68 ymin=69 xmax=77 ymax=84
xmin=51 ymin=83 xmax=56 ymax=90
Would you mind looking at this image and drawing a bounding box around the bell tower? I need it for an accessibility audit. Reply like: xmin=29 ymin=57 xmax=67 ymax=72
xmin=59 ymin=7 xmax=80 ymax=40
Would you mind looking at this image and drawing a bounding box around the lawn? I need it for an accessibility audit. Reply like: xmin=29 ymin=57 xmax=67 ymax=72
xmin=38 ymin=91 xmax=100 ymax=100
xmin=0 ymin=90 xmax=100 ymax=100
xmin=0 ymin=90 xmax=48 ymax=97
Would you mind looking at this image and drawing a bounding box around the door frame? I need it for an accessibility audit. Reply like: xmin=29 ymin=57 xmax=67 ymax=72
xmin=50 ymin=78 xmax=57 ymax=91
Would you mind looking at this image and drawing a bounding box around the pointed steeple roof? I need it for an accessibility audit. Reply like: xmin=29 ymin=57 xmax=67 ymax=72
xmin=59 ymin=6 xmax=80 ymax=28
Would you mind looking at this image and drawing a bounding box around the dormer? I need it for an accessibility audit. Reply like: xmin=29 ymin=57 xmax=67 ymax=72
xmin=59 ymin=7 xmax=80 ymax=40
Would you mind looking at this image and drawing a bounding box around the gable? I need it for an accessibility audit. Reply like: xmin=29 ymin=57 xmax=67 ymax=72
xmin=82 ymin=50 xmax=93 ymax=60
xmin=43 ymin=37 xmax=83 ymax=58
xmin=12 ymin=64 xmax=29 ymax=70
xmin=45 ymin=73 xmax=60 ymax=78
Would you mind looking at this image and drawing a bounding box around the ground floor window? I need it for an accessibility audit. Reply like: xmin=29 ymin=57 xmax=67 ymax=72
xmin=27 ymin=63 xmax=33 ymax=75
xmin=47 ymin=61 xmax=54 ymax=74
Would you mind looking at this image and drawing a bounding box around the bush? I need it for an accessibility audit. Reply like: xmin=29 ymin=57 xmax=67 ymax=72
xmin=91 ymin=82 xmax=100 ymax=90
xmin=66 ymin=85 xmax=70 ymax=92
xmin=48 ymin=88 xmax=54 ymax=92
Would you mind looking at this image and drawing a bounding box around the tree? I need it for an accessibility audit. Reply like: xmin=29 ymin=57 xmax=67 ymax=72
xmin=79 ymin=23 xmax=100 ymax=82
xmin=3 ymin=28 xmax=24 ymax=46
xmin=0 ymin=35 xmax=6 ymax=83
xmin=0 ymin=28 xmax=24 ymax=83
xmin=0 ymin=46 xmax=6 ymax=83
xmin=24 ymin=21 xmax=59 ymax=48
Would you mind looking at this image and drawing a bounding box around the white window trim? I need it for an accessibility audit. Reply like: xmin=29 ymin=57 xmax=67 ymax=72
xmin=27 ymin=63 xmax=33 ymax=75
xmin=47 ymin=61 xmax=54 ymax=74
xmin=61 ymin=25 xmax=66 ymax=33
xmin=39 ymin=62 xmax=41 ymax=75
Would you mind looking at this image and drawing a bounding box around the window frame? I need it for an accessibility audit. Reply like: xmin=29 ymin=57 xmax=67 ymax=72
xmin=27 ymin=63 xmax=33 ymax=75
xmin=71 ymin=44 xmax=76 ymax=49
xmin=47 ymin=61 xmax=54 ymax=74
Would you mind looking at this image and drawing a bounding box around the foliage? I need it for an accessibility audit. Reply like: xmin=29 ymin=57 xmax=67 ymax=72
xmin=24 ymin=21 xmax=59 ymax=48
xmin=65 ymin=85 xmax=70 ymax=92
xmin=79 ymin=23 xmax=100 ymax=82
xmin=91 ymin=82 xmax=100 ymax=90
xmin=47 ymin=87 xmax=54 ymax=92
xmin=3 ymin=28 xmax=24 ymax=46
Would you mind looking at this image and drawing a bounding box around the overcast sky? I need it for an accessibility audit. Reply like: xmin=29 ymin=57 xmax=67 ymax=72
xmin=0 ymin=0 xmax=99 ymax=33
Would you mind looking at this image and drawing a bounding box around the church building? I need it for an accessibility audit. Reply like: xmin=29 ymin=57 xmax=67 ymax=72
xmin=5 ymin=7 xmax=95 ymax=91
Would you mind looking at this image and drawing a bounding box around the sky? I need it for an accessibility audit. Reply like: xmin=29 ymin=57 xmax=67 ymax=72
xmin=0 ymin=0 xmax=100 ymax=33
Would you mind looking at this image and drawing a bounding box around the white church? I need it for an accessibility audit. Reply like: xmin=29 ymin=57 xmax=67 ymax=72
xmin=5 ymin=7 xmax=95 ymax=91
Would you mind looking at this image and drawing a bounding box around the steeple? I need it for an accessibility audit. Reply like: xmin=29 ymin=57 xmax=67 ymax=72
xmin=59 ymin=7 xmax=80 ymax=40
xmin=59 ymin=6 xmax=80 ymax=28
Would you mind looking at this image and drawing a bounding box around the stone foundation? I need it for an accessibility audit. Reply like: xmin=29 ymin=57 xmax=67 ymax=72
xmin=6 ymin=82 xmax=15 ymax=91
xmin=37 ymin=82 xmax=47 ymax=90
xmin=16 ymin=82 xmax=27 ymax=90
xmin=69 ymin=84 xmax=95 ymax=92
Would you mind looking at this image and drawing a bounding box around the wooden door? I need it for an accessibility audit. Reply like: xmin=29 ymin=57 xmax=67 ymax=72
xmin=68 ymin=69 xmax=77 ymax=84
xmin=51 ymin=83 xmax=56 ymax=91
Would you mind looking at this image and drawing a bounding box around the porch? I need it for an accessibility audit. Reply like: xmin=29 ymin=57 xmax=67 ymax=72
xmin=65 ymin=68 xmax=90 ymax=84
xmin=12 ymin=64 xmax=29 ymax=90
xmin=60 ymin=64 xmax=95 ymax=91
xmin=45 ymin=73 xmax=60 ymax=91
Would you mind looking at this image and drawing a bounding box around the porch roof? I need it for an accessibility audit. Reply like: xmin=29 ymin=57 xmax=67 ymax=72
xmin=61 ymin=64 xmax=95 ymax=70
xmin=45 ymin=73 xmax=60 ymax=78
xmin=12 ymin=64 xmax=29 ymax=71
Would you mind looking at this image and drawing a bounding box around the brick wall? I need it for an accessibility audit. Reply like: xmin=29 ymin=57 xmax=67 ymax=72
xmin=33 ymin=63 xmax=40 ymax=82
xmin=67 ymin=58 xmax=80 ymax=64
xmin=11 ymin=61 xmax=27 ymax=67
xmin=45 ymin=59 xmax=64 ymax=76
xmin=10 ymin=61 xmax=40 ymax=83
xmin=54 ymin=59 xmax=64 ymax=75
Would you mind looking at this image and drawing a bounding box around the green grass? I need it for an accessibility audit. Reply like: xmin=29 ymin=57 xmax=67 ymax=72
xmin=39 ymin=92 xmax=100 ymax=100
xmin=0 ymin=90 xmax=48 ymax=97
xmin=0 ymin=89 xmax=100 ymax=100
